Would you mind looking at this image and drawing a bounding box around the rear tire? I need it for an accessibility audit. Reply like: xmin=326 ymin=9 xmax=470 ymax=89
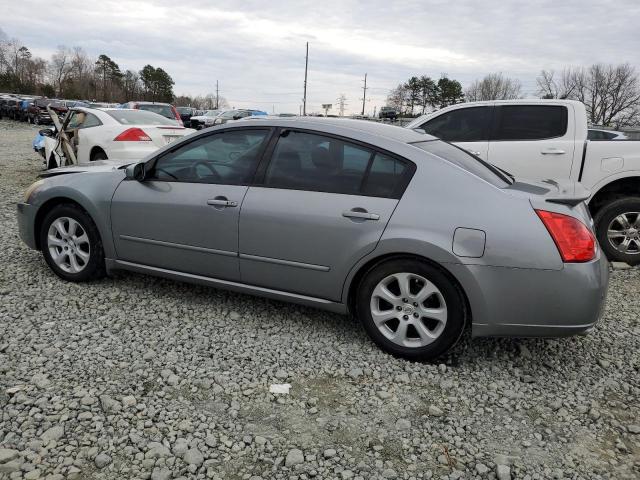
xmin=594 ymin=197 xmax=640 ymax=265
xmin=40 ymin=204 xmax=106 ymax=282
xmin=356 ymin=259 xmax=466 ymax=361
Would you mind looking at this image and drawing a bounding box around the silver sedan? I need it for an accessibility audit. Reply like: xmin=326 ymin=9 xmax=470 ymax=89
xmin=17 ymin=118 xmax=609 ymax=360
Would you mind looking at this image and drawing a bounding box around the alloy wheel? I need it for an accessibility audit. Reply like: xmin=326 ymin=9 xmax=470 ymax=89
xmin=47 ymin=217 xmax=91 ymax=273
xmin=369 ymin=272 xmax=447 ymax=348
xmin=607 ymin=212 xmax=640 ymax=255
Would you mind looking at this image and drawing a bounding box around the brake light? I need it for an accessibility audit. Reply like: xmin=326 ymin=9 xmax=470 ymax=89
xmin=171 ymin=106 xmax=184 ymax=126
xmin=114 ymin=128 xmax=151 ymax=141
xmin=535 ymin=209 xmax=596 ymax=262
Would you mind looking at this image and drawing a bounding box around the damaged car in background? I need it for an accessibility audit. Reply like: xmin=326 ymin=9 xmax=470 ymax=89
xmin=40 ymin=107 xmax=195 ymax=169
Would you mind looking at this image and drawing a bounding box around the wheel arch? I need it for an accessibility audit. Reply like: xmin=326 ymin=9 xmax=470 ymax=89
xmin=89 ymin=146 xmax=107 ymax=161
xmin=589 ymin=175 xmax=640 ymax=218
xmin=344 ymin=252 xmax=472 ymax=328
xmin=34 ymin=197 xmax=92 ymax=250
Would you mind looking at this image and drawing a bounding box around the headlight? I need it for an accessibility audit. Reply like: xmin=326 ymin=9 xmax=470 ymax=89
xmin=23 ymin=180 xmax=45 ymax=203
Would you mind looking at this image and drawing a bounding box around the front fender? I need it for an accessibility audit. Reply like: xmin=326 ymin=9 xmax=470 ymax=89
xmin=29 ymin=171 xmax=125 ymax=258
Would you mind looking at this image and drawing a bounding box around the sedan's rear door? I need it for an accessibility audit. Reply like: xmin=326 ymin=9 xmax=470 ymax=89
xmin=238 ymin=129 xmax=414 ymax=301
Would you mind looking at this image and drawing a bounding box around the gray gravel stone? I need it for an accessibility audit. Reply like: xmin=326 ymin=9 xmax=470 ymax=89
xmin=94 ymin=453 xmax=111 ymax=469
xmin=496 ymin=464 xmax=511 ymax=480
xmin=285 ymin=448 xmax=304 ymax=466
xmin=0 ymin=449 xmax=20 ymax=464
xmin=183 ymin=448 xmax=204 ymax=466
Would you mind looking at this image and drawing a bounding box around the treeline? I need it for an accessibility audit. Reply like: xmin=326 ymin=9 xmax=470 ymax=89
xmin=386 ymin=75 xmax=465 ymax=116
xmin=0 ymin=31 xmax=175 ymax=102
xmin=390 ymin=64 xmax=640 ymax=128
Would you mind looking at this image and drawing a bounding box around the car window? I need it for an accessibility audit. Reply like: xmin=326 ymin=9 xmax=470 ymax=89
xmin=138 ymin=104 xmax=174 ymax=119
xmin=106 ymin=110 xmax=176 ymax=125
xmin=588 ymin=130 xmax=603 ymax=140
xmin=265 ymin=131 xmax=374 ymax=195
xmin=412 ymin=140 xmax=511 ymax=187
xmin=150 ymin=129 xmax=270 ymax=185
xmin=363 ymin=153 xmax=407 ymax=197
xmin=68 ymin=112 xmax=101 ymax=129
xmin=264 ymin=130 xmax=412 ymax=197
xmin=419 ymin=107 xmax=490 ymax=142
xmin=492 ymin=105 xmax=568 ymax=141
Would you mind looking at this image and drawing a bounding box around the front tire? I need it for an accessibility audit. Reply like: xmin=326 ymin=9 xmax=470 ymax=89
xmin=356 ymin=259 xmax=466 ymax=361
xmin=594 ymin=197 xmax=640 ymax=265
xmin=40 ymin=204 xmax=106 ymax=282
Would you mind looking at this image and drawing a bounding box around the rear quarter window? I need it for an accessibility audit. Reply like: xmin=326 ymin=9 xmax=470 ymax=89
xmin=138 ymin=104 xmax=174 ymax=119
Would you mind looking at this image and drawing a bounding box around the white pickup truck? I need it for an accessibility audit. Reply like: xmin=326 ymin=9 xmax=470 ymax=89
xmin=407 ymin=100 xmax=640 ymax=265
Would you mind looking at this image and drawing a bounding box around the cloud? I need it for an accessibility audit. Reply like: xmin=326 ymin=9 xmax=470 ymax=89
xmin=2 ymin=0 xmax=639 ymax=113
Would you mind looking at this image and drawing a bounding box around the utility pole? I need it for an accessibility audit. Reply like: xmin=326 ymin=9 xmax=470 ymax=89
xmin=337 ymin=94 xmax=347 ymax=117
xmin=215 ymin=80 xmax=219 ymax=110
xmin=302 ymin=42 xmax=309 ymax=116
xmin=361 ymin=73 xmax=368 ymax=116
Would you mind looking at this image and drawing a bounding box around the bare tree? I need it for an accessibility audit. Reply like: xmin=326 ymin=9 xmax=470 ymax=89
xmin=465 ymin=73 xmax=522 ymax=101
xmin=386 ymin=83 xmax=408 ymax=114
xmin=539 ymin=64 xmax=640 ymax=127
xmin=536 ymin=69 xmax=578 ymax=99
xmin=48 ymin=46 xmax=72 ymax=96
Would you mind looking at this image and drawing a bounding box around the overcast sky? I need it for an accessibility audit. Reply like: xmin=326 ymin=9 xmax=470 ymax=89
xmin=2 ymin=0 xmax=639 ymax=114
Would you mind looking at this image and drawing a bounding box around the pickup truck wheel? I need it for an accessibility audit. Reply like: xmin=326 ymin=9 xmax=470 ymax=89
xmin=594 ymin=197 xmax=640 ymax=265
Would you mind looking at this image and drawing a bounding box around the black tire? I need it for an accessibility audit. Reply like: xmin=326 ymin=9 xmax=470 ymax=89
xmin=90 ymin=149 xmax=108 ymax=161
xmin=356 ymin=258 xmax=466 ymax=361
xmin=39 ymin=204 xmax=106 ymax=282
xmin=594 ymin=197 xmax=640 ymax=265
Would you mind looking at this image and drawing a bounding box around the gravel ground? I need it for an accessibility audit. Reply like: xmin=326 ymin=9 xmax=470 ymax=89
xmin=0 ymin=119 xmax=639 ymax=480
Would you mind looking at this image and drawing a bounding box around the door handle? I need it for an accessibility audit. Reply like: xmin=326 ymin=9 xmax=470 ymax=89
xmin=541 ymin=148 xmax=565 ymax=155
xmin=207 ymin=197 xmax=238 ymax=207
xmin=342 ymin=209 xmax=380 ymax=221
xmin=469 ymin=151 xmax=481 ymax=156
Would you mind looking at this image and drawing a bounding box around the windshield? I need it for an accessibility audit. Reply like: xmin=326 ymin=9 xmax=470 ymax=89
xmin=411 ymin=140 xmax=512 ymax=187
xmin=204 ymin=110 xmax=220 ymax=116
xmin=106 ymin=110 xmax=177 ymax=126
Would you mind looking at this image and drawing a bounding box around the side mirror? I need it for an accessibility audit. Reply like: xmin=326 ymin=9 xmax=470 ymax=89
xmin=39 ymin=129 xmax=54 ymax=137
xmin=125 ymin=162 xmax=146 ymax=181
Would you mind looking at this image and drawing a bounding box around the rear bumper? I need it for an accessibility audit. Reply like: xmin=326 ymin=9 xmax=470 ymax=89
xmin=448 ymin=254 xmax=609 ymax=337
xmin=17 ymin=202 xmax=38 ymax=250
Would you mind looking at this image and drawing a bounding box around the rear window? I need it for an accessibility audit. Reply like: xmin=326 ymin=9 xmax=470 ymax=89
xmin=412 ymin=140 xmax=511 ymax=187
xmin=137 ymin=104 xmax=175 ymax=119
xmin=492 ymin=105 xmax=568 ymax=140
xmin=106 ymin=110 xmax=177 ymax=126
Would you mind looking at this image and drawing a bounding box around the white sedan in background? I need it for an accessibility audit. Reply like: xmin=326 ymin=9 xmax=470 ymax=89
xmin=43 ymin=108 xmax=196 ymax=169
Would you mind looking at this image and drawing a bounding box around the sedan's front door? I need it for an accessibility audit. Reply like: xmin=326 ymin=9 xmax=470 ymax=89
xmin=111 ymin=128 xmax=271 ymax=280
xmin=239 ymin=130 xmax=414 ymax=301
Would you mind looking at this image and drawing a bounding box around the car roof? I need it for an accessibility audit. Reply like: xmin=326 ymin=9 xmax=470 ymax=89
xmin=232 ymin=117 xmax=435 ymax=143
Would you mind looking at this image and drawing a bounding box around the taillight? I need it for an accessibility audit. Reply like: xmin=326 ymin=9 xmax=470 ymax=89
xmin=535 ymin=209 xmax=596 ymax=262
xmin=172 ymin=106 xmax=184 ymax=126
xmin=114 ymin=128 xmax=151 ymax=141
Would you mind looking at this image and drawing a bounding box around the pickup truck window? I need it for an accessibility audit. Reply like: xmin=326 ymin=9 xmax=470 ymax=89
xmin=418 ymin=106 xmax=490 ymax=142
xmin=492 ymin=105 xmax=568 ymax=141
xmin=412 ymin=139 xmax=511 ymax=187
